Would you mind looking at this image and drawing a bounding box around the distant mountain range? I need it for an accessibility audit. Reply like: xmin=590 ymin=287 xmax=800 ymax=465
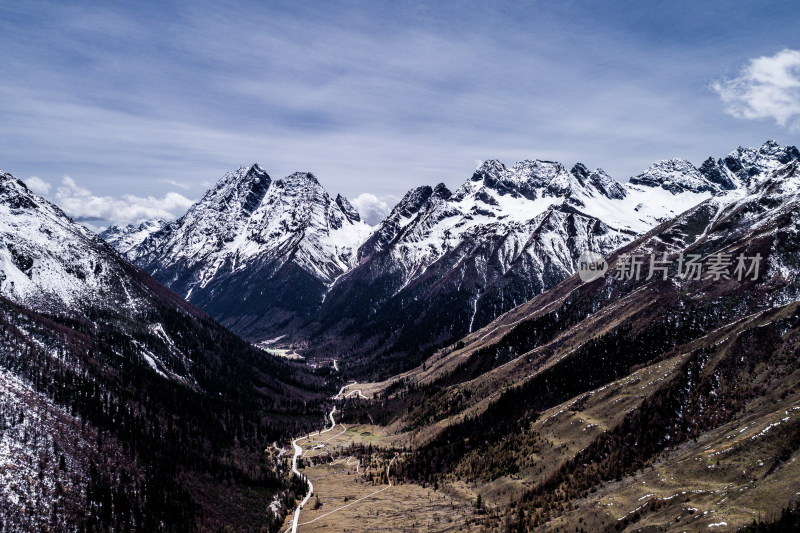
xmin=104 ymin=140 xmax=799 ymax=376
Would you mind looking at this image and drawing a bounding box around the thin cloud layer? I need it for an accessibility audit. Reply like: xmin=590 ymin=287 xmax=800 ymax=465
xmin=23 ymin=176 xmax=194 ymax=228
xmin=713 ymin=49 xmax=800 ymax=129
xmin=2 ymin=2 xmax=799 ymax=211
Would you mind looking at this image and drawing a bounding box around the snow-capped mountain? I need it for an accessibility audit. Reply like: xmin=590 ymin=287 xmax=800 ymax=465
xmin=716 ymin=138 xmax=800 ymax=186
xmin=305 ymin=141 xmax=798 ymax=375
xmin=386 ymin=156 xmax=800 ymax=531
xmin=107 ymin=141 xmax=797 ymax=367
xmin=0 ymin=167 xmax=324 ymax=530
xmin=122 ymin=164 xmax=371 ymax=337
xmin=1 ymin=170 xmax=148 ymax=312
xmin=99 ymin=218 xmax=166 ymax=257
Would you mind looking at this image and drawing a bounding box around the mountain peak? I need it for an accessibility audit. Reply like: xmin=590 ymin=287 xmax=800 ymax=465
xmin=0 ymin=169 xmax=17 ymax=185
xmin=585 ymin=167 xmax=627 ymax=199
xmin=511 ymin=159 xmax=566 ymax=184
xmin=392 ymin=185 xmax=435 ymax=217
xmin=463 ymin=158 xmax=556 ymax=200
xmin=629 ymin=158 xmax=718 ymax=194
xmin=100 ymin=218 xmax=168 ymax=257
xmin=433 ymin=182 xmax=452 ymax=199
xmin=220 ymin=163 xmax=269 ymax=186
xmin=200 ymin=163 xmax=272 ymax=218
xmin=570 ymin=162 xmax=590 ymax=179
xmin=472 ymin=160 xmax=506 ymax=181
xmin=722 ymin=140 xmax=800 ymax=185
xmin=335 ymin=194 xmax=361 ymax=222
xmin=280 ymin=171 xmax=320 ymax=186
xmin=698 ymin=156 xmax=738 ymax=190
xmin=0 ymin=172 xmax=38 ymax=210
xmin=114 ymin=165 xmax=372 ymax=337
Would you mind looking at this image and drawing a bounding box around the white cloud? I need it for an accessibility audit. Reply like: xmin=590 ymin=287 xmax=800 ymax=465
xmin=713 ymin=49 xmax=800 ymax=129
xmin=23 ymin=176 xmax=52 ymax=195
xmin=350 ymin=193 xmax=397 ymax=226
xmin=54 ymin=176 xmax=194 ymax=227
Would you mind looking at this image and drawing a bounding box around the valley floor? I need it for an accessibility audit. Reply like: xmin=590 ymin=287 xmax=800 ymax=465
xmin=281 ymin=421 xmax=478 ymax=532
xmin=295 ymin=350 xmax=800 ymax=532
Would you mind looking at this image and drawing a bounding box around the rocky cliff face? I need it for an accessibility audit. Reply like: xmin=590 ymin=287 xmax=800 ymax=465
xmin=304 ymin=141 xmax=797 ymax=374
xmin=120 ymin=164 xmax=371 ymax=337
xmin=107 ymin=142 xmax=798 ymax=371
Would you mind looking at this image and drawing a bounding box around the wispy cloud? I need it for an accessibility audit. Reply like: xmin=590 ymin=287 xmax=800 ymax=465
xmin=712 ymin=49 xmax=800 ymax=130
xmin=350 ymin=193 xmax=398 ymax=226
xmin=1 ymin=1 xmax=799 ymax=214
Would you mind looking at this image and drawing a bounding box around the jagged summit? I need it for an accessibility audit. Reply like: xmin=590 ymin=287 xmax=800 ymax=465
xmin=335 ymin=193 xmax=361 ymax=222
xmin=433 ymin=182 xmax=452 ymax=198
xmin=302 ymin=141 xmax=800 ymax=372
xmin=395 ymin=185 xmax=436 ymax=214
xmin=104 ymin=141 xmax=799 ymax=347
xmin=100 ymin=218 xmax=167 ymax=257
xmin=117 ymin=164 xmax=371 ymax=337
xmin=200 ymin=163 xmax=272 ymax=217
xmin=279 ymin=171 xmax=319 ymax=186
xmin=630 ymin=158 xmax=718 ymax=194
xmin=2 ymin=170 xmax=70 ymax=218
xmin=698 ymin=156 xmax=739 ymax=190
xmin=627 ymin=140 xmax=799 ymax=195
xmin=570 ymin=164 xmax=627 ymax=199
xmin=466 ymin=159 xmax=576 ymax=200
xmin=466 ymin=158 xmax=632 ymax=203
xmin=357 ymin=185 xmax=437 ymax=259
xmin=722 ymin=139 xmax=800 ymax=185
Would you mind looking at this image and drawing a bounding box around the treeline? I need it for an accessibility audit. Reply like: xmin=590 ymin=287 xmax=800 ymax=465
xmin=520 ymin=306 xmax=799 ymax=519
xmin=394 ymin=299 xmax=721 ymax=484
xmin=740 ymin=501 xmax=800 ymax=532
xmin=0 ymin=292 xmax=330 ymax=531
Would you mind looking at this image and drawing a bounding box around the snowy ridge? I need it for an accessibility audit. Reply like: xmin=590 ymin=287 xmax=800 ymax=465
xmin=629 ymin=158 xmax=718 ymax=194
xmin=0 ymin=168 xmax=212 ymax=385
xmin=308 ymin=141 xmax=798 ymax=368
xmin=132 ymin=166 xmax=370 ymax=292
xmin=106 ymin=141 xmax=797 ymax=346
xmin=352 ymin=140 xmax=798 ymax=289
xmin=0 ymin=170 xmax=142 ymax=311
xmin=113 ymin=164 xmax=371 ymax=336
xmin=100 ymin=218 xmax=167 ymax=258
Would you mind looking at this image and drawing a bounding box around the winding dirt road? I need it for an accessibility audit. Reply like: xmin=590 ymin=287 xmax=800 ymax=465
xmin=283 ymin=382 xmax=379 ymax=532
xmin=296 ymin=455 xmax=397 ymax=528
xmin=285 ymin=405 xmax=338 ymax=533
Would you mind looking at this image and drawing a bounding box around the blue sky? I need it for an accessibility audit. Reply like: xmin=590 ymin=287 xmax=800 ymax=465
xmin=1 ymin=0 xmax=799 ymax=226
